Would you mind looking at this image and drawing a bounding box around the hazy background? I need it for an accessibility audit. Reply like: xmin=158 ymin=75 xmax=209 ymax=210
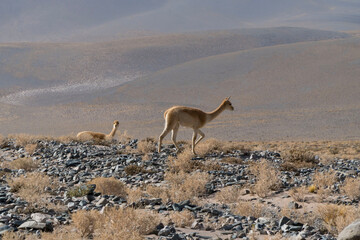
xmin=1 ymin=0 xmax=360 ymax=42
xmin=0 ymin=0 xmax=359 ymax=141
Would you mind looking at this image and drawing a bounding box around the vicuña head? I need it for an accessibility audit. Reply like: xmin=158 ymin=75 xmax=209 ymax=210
xmin=158 ymin=97 xmax=234 ymax=154
xmin=77 ymin=120 xmax=120 ymax=141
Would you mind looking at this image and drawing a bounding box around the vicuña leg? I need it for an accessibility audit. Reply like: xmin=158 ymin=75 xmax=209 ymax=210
xmin=192 ymin=129 xmax=199 ymax=154
xmin=171 ymin=123 xmax=180 ymax=152
xmin=195 ymin=129 xmax=205 ymax=146
xmin=158 ymin=126 xmax=171 ymax=153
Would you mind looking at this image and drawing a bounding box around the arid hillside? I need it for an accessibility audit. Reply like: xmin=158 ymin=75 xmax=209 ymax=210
xmin=0 ymin=28 xmax=358 ymax=141
xmin=103 ymin=37 xmax=360 ymax=140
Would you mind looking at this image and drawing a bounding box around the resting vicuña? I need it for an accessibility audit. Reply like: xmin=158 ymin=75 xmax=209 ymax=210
xmin=158 ymin=97 xmax=234 ymax=154
xmin=77 ymin=120 xmax=119 ymax=141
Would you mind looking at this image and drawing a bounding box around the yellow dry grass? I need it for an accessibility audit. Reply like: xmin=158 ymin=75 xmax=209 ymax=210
xmin=233 ymin=201 xmax=269 ymax=218
xmin=88 ymin=177 xmax=127 ymax=197
xmin=249 ymin=159 xmax=281 ymax=197
xmin=228 ymin=140 xmax=360 ymax=160
xmin=24 ymin=143 xmax=38 ymax=155
xmin=8 ymin=172 xmax=60 ymax=205
xmin=166 ymin=209 xmax=195 ymax=227
xmin=167 ymin=149 xmax=222 ymax=173
xmin=2 ymin=157 xmax=39 ymax=171
xmin=317 ymin=204 xmax=360 ymax=235
xmin=341 ymin=177 xmax=360 ymax=200
xmin=214 ymin=185 xmax=244 ymax=204
xmin=289 ymin=186 xmax=309 ymax=202
xmin=137 ymin=137 xmax=156 ymax=154
xmin=164 ymin=171 xmax=210 ymax=203
xmin=45 ymin=207 xmax=161 ymax=240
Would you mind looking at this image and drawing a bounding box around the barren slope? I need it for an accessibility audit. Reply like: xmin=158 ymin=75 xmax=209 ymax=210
xmin=0 ymin=29 xmax=358 ymax=141
xmin=105 ymin=37 xmax=360 ymax=140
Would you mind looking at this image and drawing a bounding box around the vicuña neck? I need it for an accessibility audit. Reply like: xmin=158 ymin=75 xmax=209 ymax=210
xmin=108 ymin=125 xmax=118 ymax=138
xmin=207 ymin=102 xmax=226 ymax=122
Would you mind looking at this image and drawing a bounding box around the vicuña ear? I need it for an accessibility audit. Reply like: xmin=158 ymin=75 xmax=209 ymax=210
xmin=227 ymin=96 xmax=231 ymax=100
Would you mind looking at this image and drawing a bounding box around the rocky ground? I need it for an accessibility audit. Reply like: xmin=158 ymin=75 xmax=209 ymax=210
xmin=0 ymin=138 xmax=359 ymax=239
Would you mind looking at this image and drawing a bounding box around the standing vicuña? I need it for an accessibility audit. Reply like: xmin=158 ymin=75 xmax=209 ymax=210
xmin=77 ymin=120 xmax=119 ymax=141
xmin=158 ymin=97 xmax=234 ymax=154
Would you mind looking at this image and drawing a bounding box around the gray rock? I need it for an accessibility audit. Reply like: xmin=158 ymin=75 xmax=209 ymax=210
xmin=338 ymin=219 xmax=360 ymax=240
xmin=31 ymin=213 xmax=51 ymax=223
xmin=96 ymin=198 xmax=108 ymax=206
xmin=65 ymin=159 xmax=81 ymax=167
xmin=288 ymin=201 xmax=301 ymax=209
xmin=158 ymin=225 xmax=176 ymax=236
xmin=279 ymin=216 xmax=292 ymax=227
xmin=191 ymin=220 xmax=204 ymax=230
xmin=67 ymin=202 xmax=76 ymax=209
xmin=18 ymin=221 xmax=46 ymax=230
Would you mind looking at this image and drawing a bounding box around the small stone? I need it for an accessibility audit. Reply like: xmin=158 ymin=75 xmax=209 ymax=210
xmin=96 ymin=198 xmax=108 ymax=206
xmin=65 ymin=159 xmax=81 ymax=167
xmin=288 ymin=201 xmax=301 ymax=209
xmin=18 ymin=221 xmax=46 ymax=230
xmin=31 ymin=213 xmax=51 ymax=223
xmin=279 ymin=216 xmax=292 ymax=227
xmin=67 ymin=202 xmax=76 ymax=209
xmin=191 ymin=220 xmax=204 ymax=230
xmin=158 ymin=225 xmax=176 ymax=236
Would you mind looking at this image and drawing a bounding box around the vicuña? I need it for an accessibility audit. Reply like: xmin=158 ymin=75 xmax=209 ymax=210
xmin=158 ymin=97 xmax=234 ymax=154
xmin=77 ymin=120 xmax=119 ymax=141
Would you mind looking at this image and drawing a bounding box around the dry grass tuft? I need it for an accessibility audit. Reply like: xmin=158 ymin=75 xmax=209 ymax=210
xmin=168 ymin=149 xmax=222 ymax=173
xmin=281 ymin=149 xmax=318 ymax=171
xmin=313 ymin=170 xmax=337 ymax=189
xmin=2 ymin=157 xmax=39 ymax=171
xmin=195 ymin=138 xmax=244 ymax=156
xmin=249 ymin=159 xmax=281 ymax=197
xmin=166 ymin=209 xmax=195 ymax=227
xmin=124 ymin=165 xmax=151 ymax=175
xmin=72 ymin=210 xmax=101 ymax=238
xmin=55 ymin=135 xmax=79 ymax=144
xmin=289 ymin=186 xmax=309 ymax=202
xmin=281 ymin=208 xmax=317 ymax=227
xmin=7 ymin=133 xmax=46 ymax=147
xmin=164 ymin=171 xmax=210 ymax=202
xmin=138 ymin=137 xmax=156 ymax=154
xmin=341 ymin=177 xmax=360 ymax=200
xmin=88 ymin=177 xmax=127 ymax=197
xmin=46 ymin=207 xmax=159 ymax=239
xmin=8 ymin=172 xmax=59 ymax=204
xmin=40 ymin=226 xmax=81 ymax=240
xmin=221 ymin=157 xmax=244 ymax=164
xmin=126 ymin=187 xmax=147 ymax=203
xmin=25 ymin=143 xmax=38 ymax=155
xmin=312 ymin=170 xmax=337 ymax=199
xmin=67 ymin=184 xmax=94 ymax=198
xmin=167 ymin=149 xmax=198 ymax=173
xmin=117 ymin=130 xmax=133 ymax=143
xmin=215 ymin=185 xmax=244 ymax=204
xmin=233 ymin=201 xmax=270 ymax=218
xmin=0 ymin=134 xmax=7 ymax=147
xmin=317 ymin=204 xmax=360 ymax=235
xmin=1 ymin=231 xmax=23 ymax=240
xmin=145 ymin=185 xmax=170 ymax=203
xmin=95 ymin=207 xmax=160 ymax=239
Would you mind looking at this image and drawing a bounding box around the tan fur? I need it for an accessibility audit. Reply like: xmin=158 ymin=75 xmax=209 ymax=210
xmin=158 ymin=97 xmax=234 ymax=154
xmin=77 ymin=120 xmax=119 ymax=141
